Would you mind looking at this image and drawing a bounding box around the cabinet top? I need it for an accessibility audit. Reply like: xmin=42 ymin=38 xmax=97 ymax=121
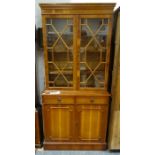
xmin=39 ymin=3 xmax=116 ymax=15
xmin=41 ymin=90 xmax=111 ymax=97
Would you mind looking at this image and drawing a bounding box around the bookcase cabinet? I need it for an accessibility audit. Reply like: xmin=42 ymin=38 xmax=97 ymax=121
xmin=40 ymin=3 xmax=115 ymax=150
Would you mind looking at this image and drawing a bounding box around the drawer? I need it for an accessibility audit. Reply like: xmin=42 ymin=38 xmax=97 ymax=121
xmin=42 ymin=96 xmax=74 ymax=104
xmin=76 ymin=96 xmax=109 ymax=104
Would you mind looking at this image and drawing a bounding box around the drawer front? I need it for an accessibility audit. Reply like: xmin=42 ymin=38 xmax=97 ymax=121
xmin=43 ymin=96 xmax=74 ymax=104
xmin=76 ymin=96 xmax=109 ymax=104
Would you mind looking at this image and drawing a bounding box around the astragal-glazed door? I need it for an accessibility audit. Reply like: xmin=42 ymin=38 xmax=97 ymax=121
xmin=43 ymin=15 xmax=75 ymax=89
xmin=79 ymin=16 xmax=111 ymax=90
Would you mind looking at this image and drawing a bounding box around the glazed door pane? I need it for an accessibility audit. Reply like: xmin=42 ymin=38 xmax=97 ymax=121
xmin=80 ymin=18 xmax=109 ymax=88
xmin=46 ymin=18 xmax=74 ymax=87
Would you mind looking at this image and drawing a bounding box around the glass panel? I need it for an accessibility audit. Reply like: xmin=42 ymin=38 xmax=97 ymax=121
xmin=49 ymin=83 xmax=54 ymax=87
xmin=46 ymin=24 xmax=58 ymax=47
xmin=86 ymin=52 xmax=100 ymax=69
xmin=53 ymin=53 xmax=68 ymax=69
xmin=49 ymin=74 xmax=57 ymax=81
xmin=94 ymin=63 xmax=105 ymax=88
xmin=46 ymin=19 xmax=52 ymax=24
xmin=55 ymin=75 xmax=68 ymax=87
xmin=46 ymin=32 xmax=58 ymax=48
xmin=86 ymin=39 xmax=100 ymax=52
xmin=101 ymin=49 xmax=106 ymax=62
xmin=62 ymin=26 xmax=73 ymax=47
xmin=96 ymin=25 xmax=108 ymax=48
xmin=80 ymin=18 xmax=108 ymax=88
xmin=87 ymin=19 xmax=102 ymax=33
xmin=68 ymin=49 xmax=73 ymax=61
xmin=80 ymin=63 xmax=91 ymax=83
xmin=80 ymin=48 xmax=85 ymax=62
xmin=103 ymin=18 xmax=108 ymax=24
xmin=63 ymin=63 xmax=73 ymax=83
xmin=87 ymin=76 xmax=96 ymax=87
xmin=48 ymin=50 xmax=53 ymax=61
xmin=52 ymin=19 xmax=67 ymax=33
xmin=81 ymin=19 xmax=87 ymax=25
xmin=81 ymin=25 xmax=92 ymax=47
xmin=67 ymin=19 xmax=73 ymax=25
xmin=46 ymin=18 xmax=73 ymax=87
xmin=48 ymin=63 xmax=57 ymax=72
xmin=53 ymin=39 xmax=67 ymax=53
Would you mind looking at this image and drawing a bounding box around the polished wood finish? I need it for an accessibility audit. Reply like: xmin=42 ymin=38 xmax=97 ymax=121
xmin=42 ymin=94 xmax=109 ymax=150
xmin=40 ymin=3 xmax=115 ymax=150
xmin=76 ymin=96 xmax=108 ymax=104
xmin=40 ymin=3 xmax=115 ymax=15
xmin=43 ymin=96 xmax=74 ymax=104
xmin=108 ymin=8 xmax=120 ymax=150
xmin=76 ymin=104 xmax=108 ymax=141
xmin=42 ymin=90 xmax=110 ymax=97
xmin=42 ymin=92 xmax=110 ymax=150
xmin=43 ymin=105 xmax=74 ymax=141
xmin=44 ymin=141 xmax=107 ymax=150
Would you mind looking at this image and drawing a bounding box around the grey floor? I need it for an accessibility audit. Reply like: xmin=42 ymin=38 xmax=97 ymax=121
xmin=35 ymin=148 xmax=120 ymax=155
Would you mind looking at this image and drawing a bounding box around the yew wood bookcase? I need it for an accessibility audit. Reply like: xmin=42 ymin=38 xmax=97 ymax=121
xmin=40 ymin=3 xmax=115 ymax=150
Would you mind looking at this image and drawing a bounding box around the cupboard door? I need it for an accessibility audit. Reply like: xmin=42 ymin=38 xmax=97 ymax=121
xmin=43 ymin=105 xmax=74 ymax=141
xmin=77 ymin=104 xmax=108 ymax=141
xmin=43 ymin=16 xmax=75 ymax=88
xmin=79 ymin=17 xmax=111 ymax=89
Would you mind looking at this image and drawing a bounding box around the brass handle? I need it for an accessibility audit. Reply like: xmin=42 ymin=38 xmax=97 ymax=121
xmin=57 ymin=96 xmax=62 ymax=103
xmin=90 ymin=97 xmax=94 ymax=103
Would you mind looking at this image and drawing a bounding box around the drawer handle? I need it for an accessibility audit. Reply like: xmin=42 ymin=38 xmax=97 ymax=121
xmin=90 ymin=98 xmax=94 ymax=103
xmin=57 ymin=97 xmax=62 ymax=103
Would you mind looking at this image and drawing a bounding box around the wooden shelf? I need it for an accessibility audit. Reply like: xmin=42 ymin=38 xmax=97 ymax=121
xmin=48 ymin=61 xmax=73 ymax=63
xmin=49 ymin=71 xmax=73 ymax=74
xmin=80 ymin=69 xmax=104 ymax=72
xmin=47 ymin=32 xmax=73 ymax=35
xmin=47 ymin=46 xmax=73 ymax=51
xmin=48 ymin=51 xmax=67 ymax=53
xmin=48 ymin=81 xmax=73 ymax=84
xmin=81 ymin=47 xmax=106 ymax=52
xmin=80 ymin=61 xmax=106 ymax=64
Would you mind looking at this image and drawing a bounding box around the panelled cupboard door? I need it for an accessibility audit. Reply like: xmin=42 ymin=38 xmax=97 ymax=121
xmin=43 ymin=105 xmax=74 ymax=141
xmin=76 ymin=104 xmax=108 ymax=141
